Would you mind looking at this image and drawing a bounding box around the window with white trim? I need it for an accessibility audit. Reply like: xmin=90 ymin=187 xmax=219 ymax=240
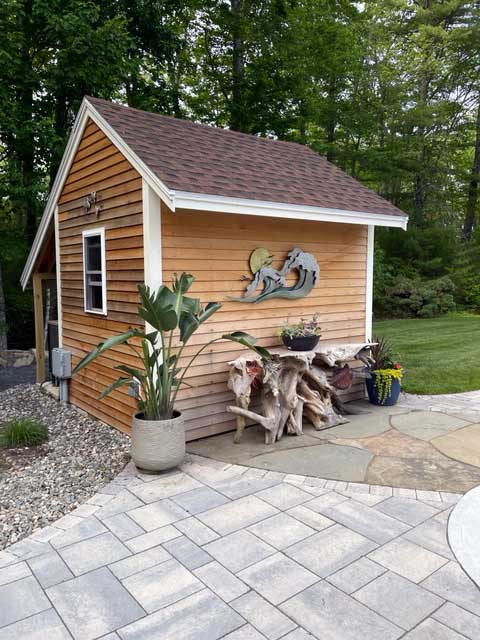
xmin=83 ymin=228 xmax=107 ymax=314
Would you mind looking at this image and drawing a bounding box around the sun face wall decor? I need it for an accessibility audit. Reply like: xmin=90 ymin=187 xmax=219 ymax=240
xmin=231 ymin=247 xmax=320 ymax=304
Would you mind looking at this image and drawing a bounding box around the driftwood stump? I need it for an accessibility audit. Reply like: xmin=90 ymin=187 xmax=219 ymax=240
xmin=227 ymin=343 xmax=374 ymax=444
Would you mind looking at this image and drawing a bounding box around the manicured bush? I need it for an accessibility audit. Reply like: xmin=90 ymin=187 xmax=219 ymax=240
xmin=384 ymin=275 xmax=456 ymax=318
xmin=0 ymin=418 xmax=49 ymax=447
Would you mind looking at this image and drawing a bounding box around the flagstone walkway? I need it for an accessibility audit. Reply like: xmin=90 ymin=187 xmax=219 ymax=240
xmin=188 ymin=395 xmax=480 ymax=492
xmin=1 ymin=454 xmax=479 ymax=640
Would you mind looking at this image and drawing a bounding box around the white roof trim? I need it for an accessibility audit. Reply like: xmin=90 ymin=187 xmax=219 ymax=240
xmin=172 ymin=191 xmax=408 ymax=230
xmin=21 ymin=98 xmax=408 ymax=289
xmin=21 ymin=98 xmax=174 ymax=289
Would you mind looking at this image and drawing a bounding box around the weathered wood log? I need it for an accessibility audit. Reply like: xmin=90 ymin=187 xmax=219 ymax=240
xmin=227 ymin=343 xmax=374 ymax=443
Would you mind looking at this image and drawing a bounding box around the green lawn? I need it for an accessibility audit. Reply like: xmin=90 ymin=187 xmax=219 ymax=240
xmin=373 ymin=313 xmax=480 ymax=395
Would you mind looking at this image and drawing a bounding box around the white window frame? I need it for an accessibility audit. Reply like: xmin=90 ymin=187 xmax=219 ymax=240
xmin=82 ymin=227 xmax=107 ymax=315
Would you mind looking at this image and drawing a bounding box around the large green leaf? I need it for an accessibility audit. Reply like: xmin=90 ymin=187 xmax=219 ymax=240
xmin=72 ymin=329 xmax=143 ymax=374
xmin=137 ymin=284 xmax=178 ymax=332
xmin=99 ymin=377 xmax=134 ymax=399
xmin=179 ymin=301 xmax=222 ymax=343
xmin=222 ymin=331 xmax=271 ymax=360
xmin=115 ymin=364 xmax=146 ymax=380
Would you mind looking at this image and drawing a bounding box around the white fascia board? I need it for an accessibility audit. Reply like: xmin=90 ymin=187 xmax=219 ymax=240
xmin=20 ymin=98 xmax=174 ymax=290
xmin=172 ymin=191 xmax=409 ymax=230
xmin=365 ymin=225 xmax=375 ymax=341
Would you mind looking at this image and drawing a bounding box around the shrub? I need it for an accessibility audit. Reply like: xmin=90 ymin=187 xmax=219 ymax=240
xmin=0 ymin=418 xmax=49 ymax=447
xmin=383 ymin=275 xmax=456 ymax=318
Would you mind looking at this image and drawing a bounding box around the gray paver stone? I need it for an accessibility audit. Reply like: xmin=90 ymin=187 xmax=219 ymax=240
xmin=433 ymin=602 xmax=480 ymax=640
xmin=204 ymin=529 xmax=276 ymax=573
xmin=118 ymin=588 xmax=244 ymax=640
xmin=231 ymin=591 xmax=297 ymax=640
xmin=421 ymin=561 xmax=480 ymax=616
xmin=46 ymin=567 xmax=144 ymax=640
xmin=0 ymin=608 xmax=71 ymax=640
xmin=127 ymin=498 xmax=189 ymax=531
xmin=0 ymin=575 xmax=50 ymax=628
xmin=255 ymin=484 xmax=314 ymax=510
xmin=197 ymin=495 xmax=278 ymax=535
xmin=374 ymin=497 xmax=440 ymax=526
xmin=327 ymin=557 xmax=386 ymax=594
xmin=121 ymin=557 xmax=203 ymax=613
xmin=285 ymin=523 xmax=377 ymax=577
xmin=59 ymin=532 xmax=131 ymax=576
xmin=109 ymin=545 xmax=171 ymax=580
xmin=247 ymin=513 xmax=316 ymax=550
xmin=0 ymin=561 xmax=31 ymax=586
xmin=402 ymin=618 xmax=466 ymax=639
xmin=162 ymin=535 xmax=211 ymax=569
xmin=102 ymin=513 xmax=145 ymax=541
xmin=238 ymin=553 xmax=319 ymax=605
xmin=354 ymin=571 xmax=444 ymax=630
xmin=28 ymin=550 xmax=73 ymax=588
xmin=281 ymin=580 xmax=402 ymax=640
xmin=170 ymin=486 xmax=230 ymax=514
xmin=368 ymin=537 xmax=448 ymax=583
xmin=193 ymin=561 xmax=249 ymax=602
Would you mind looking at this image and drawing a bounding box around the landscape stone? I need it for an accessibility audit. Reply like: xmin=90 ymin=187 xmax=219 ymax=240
xmin=238 ymin=553 xmax=319 ymax=605
xmin=281 ymin=581 xmax=402 ymax=640
xmin=170 ymin=486 xmax=230 ymax=514
xmin=327 ymin=557 xmax=386 ymax=594
xmin=59 ymin=532 xmax=131 ymax=576
xmin=204 ymin=529 xmax=276 ymax=573
xmin=46 ymin=567 xmax=144 ymax=640
xmin=368 ymin=537 xmax=448 ymax=583
xmin=367 ymin=455 xmax=480 ymax=492
xmin=354 ymin=571 xmax=443 ymax=629
xmin=404 ymin=517 xmax=455 ymax=560
xmin=173 ymin=516 xmax=220 ymax=545
xmin=125 ymin=525 xmax=181 ymax=553
xmin=432 ymin=424 xmax=480 ymax=467
xmin=246 ymin=444 xmax=373 ymax=481
xmin=402 ymin=618 xmax=466 ymax=639
xmin=322 ymin=498 xmax=410 ymax=544
xmin=0 ymin=560 xmax=31 ymax=586
xmin=108 ymin=545 xmax=171 ymax=580
xmin=162 ymin=535 xmax=211 ymax=569
xmin=231 ymin=591 xmax=297 ymax=640
xmin=28 ymin=550 xmax=73 ymax=588
xmin=391 ymin=411 xmax=470 ymax=441
xmin=422 ymin=561 xmax=480 ymax=616
xmin=0 ymin=575 xmax=50 ymax=628
xmin=374 ymin=497 xmax=440 ymax=526
xmin=0 ymin=609 xmax=71 ymax=640
xmin=127 ymin=498 xmax=190 ymax=531
xmin=285 ymin=523 xmax=377 ymax=577
xmin=118 ymin=589 xmax=244 ymax=640
xmin=193 ymin=561 xmax=249 ymax=602
xmin=247 ymin=513 xmax=316 ymax=550
xmin=196 ymin=495 xmax=278 ymax=535
xmin=128 ymin=473 xmax=201 ymax=504
xmin=433 ymin=602 xmax=480 ymax=640
xmin=254 ymin=483 xmax=313 ymax=510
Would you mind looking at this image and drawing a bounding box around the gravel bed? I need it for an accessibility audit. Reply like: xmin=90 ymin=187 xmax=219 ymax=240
xmin=0 ymin=384 xmax=130 ymax=549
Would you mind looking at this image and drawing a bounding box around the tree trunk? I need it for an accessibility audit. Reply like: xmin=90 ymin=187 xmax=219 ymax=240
xmin=0 ymin=262 xmax=7 ymax=351
xmin=463 ymin=100 xmax=480 ymax=242
xmin=16 ymin=0 xmax=36 ymax=245
xmin=230 ymin=0 xmax=246 ymax=132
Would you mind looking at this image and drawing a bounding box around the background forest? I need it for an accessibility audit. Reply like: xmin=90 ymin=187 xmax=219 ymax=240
xmin=0 ymin=0 xmax=479 ymax=350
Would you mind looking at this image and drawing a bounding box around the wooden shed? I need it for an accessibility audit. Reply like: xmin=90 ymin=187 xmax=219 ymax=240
xmin=21 ymin=97 xmax=408 ymax=441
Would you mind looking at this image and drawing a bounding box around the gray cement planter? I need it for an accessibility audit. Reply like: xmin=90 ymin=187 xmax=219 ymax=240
xmin=131 ymin=411 xmax=185 ymax=472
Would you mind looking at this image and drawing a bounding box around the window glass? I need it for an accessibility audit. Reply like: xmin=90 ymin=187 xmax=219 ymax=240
xmin=84 ymin=232 xmax=105 ymax=313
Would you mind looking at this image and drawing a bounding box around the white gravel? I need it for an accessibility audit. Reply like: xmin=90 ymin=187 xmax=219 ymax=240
xmin=0 ymin=384 xmax=130 ymax=549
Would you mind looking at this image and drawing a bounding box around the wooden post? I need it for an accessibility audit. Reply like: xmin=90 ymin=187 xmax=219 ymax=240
xmin=32 ymin=272 xmax=55 ymax=384
xmin=33 ymin=273 xmax=45 ymax=383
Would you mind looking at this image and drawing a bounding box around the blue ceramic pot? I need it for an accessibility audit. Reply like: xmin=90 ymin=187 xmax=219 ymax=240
xmin=366 ymin=372 xmax=401 ymax=406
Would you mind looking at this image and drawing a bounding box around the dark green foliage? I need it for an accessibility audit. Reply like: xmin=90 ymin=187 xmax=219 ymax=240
xmin=370 ymin=336 xmax=397 ymax=370
xmin=0 ymin=418 xmax=48 ymax=447
xmin=383 ymin=275 xmax=456 ymax=319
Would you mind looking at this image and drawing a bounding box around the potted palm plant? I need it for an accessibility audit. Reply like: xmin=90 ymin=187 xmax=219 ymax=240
xmin=73 ymin=273 xmax=270 ymax=471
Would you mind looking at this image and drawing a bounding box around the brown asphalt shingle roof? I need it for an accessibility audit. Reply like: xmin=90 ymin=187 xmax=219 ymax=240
xmin=87 ymin=96 xmax=406 ymax=219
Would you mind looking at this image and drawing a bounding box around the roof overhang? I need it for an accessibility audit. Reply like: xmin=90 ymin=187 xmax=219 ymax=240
xmin=21 ymin=98 xmax=408 ymax=289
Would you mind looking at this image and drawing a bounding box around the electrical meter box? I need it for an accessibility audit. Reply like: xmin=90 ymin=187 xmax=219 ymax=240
xmin=52 ymin=348 xmax=72 ymax=379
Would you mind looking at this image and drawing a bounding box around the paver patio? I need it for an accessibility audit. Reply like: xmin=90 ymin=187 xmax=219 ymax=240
xmin=188 ymin=394 xmax=480 ymax=492
xmin=1 ymin=453 xmax=479 ymax=640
